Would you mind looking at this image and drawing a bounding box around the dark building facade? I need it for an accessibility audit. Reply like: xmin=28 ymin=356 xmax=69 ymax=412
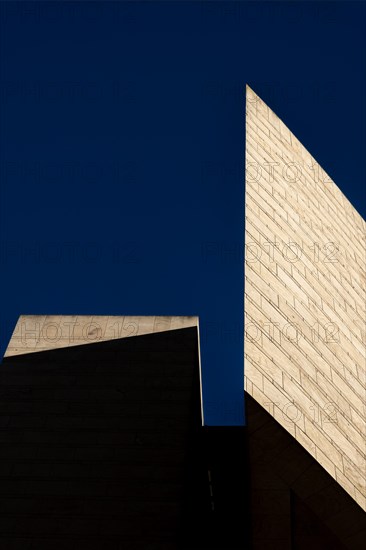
xmin=0 ymin=325 xmax=246 ymax=550
xmin=0 ymin=316 xmax=365 ymax=548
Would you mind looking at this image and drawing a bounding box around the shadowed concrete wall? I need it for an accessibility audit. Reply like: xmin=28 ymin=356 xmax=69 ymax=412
xmin=246 ymin=392 xmax=366 ymax=549
xmin=244 ymin=85 xmax=366 ymax=510
xmin=0 ymin=328 xmax=202 ymax=549
xmin=0 ymin=326 xmax=248 ymax=549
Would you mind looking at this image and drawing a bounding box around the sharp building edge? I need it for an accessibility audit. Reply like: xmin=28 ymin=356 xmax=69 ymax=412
xmin=4 ymin=315 xmax=199 ymax=357
xmin=0 ymin=321 xmax=247 ymax=549
xmin=245 ymin=84 xmax=366 ymax=511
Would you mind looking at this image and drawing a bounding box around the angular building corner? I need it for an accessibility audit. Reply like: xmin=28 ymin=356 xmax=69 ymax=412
xmin=245 ymin=84 xmax=366 ymax=511
xmin=0 ymin=315 xmax=248 ymax=549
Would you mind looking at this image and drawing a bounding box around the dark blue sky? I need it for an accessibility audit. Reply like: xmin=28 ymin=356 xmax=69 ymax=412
xmin=0 ymin=1 xmax=365 ymax=425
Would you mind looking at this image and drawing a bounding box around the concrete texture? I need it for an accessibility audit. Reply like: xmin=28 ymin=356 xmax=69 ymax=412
xmin=245 ymin=85 xmax=366 ymax=510
xmin=4 ymin=315 xmax=198 ymax=357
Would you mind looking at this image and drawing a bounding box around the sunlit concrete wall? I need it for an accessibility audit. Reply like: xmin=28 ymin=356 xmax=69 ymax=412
xmin=5 ymin=315 xmax=198 ymax=356
xmin=244 ymin=85 xmax=366 ymax=510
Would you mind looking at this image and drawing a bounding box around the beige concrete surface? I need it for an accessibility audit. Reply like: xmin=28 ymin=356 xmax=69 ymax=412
xmin=245 ymin=85 xmax=366 ymax=510
xmin=4 ymin=315 xmax=198 ymax=357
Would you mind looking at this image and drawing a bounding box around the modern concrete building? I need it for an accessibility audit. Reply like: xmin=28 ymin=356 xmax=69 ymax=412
xmin=245 ymin=85 xmax=366 ymax=546
xmin=0 ymin=316 xmax=246 ymax=549
xmin=0 ymin=87 xmax=365 ymax=548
